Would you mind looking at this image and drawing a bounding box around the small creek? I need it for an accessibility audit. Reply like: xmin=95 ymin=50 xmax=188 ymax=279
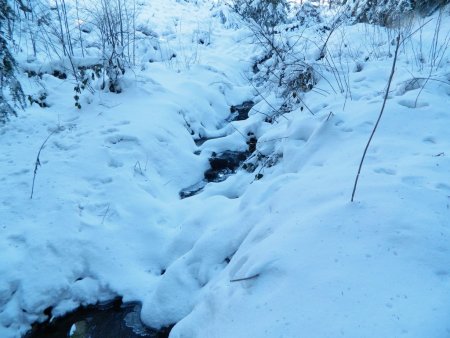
xmin=180 ymin=100 xmax=256 ymax=199
xmin=24 ymin=100 xmax=256 ymax=338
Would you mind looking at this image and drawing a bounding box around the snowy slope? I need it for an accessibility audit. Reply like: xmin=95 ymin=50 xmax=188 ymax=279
xmin=1 ymin=1 xmax=450 ymax=337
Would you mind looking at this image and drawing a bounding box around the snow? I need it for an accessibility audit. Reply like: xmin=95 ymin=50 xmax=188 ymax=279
xmin=69 ymin=323 xmax=76 ymax=336
xmin=1 ymin=0 xmax=450 ymax=337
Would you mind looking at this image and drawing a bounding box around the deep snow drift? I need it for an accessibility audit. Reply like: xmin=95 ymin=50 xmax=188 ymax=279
xmin=1 ymin=1 xmax=450 ymax=337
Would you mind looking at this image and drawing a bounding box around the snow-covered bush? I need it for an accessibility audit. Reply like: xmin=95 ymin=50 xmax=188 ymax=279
xmin=212 ymin=3 xmax=242 ymax=29
xmin=415 ymin=0 xmax=450 ymax=15
xmin=344 ymin=0 xmax=413 ymax=25
xmin=9 ymin=0 xmax=137 ymax=98
xmin=233 ymin=0 xmax=289 ymax=28
xmin=91 ymin=0 xmax=137 ymax=93
xmin=283 ymin=64 xmax=316 ymax=93
xmin=244 ymin=1 xmax=339 ymax=104
xmin=344 ymin=0 xmax=450 ymax=26
xmin=295 ymin=2 xmax=323 ymax=27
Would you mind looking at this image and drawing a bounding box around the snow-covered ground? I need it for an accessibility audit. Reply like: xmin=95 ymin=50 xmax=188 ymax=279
xmin=1 ymin=1 xmax=450 ymax=337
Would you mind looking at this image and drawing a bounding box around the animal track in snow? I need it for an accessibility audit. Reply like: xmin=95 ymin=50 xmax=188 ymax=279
xmin=423 ymin=136 xmax=436 ymax=144
xmin=436 ymin=183 xmax=450 ymax=193
xmin=106 ymin=135 xmax=140 ymax=148
xmin=108 ymin=158 xmax=124 ymax=168
xmin=85 ymin=176 xmax=113 ymax=187
xmin=397 ymin=99 xmax=429 ymax=109
xmin=395 ymin=78 xmax=424 ymax=96
xmin=11 ymin=168 xmax=30 ymax=176
xmin=374 ymin=168 xmax=396 ymax=175
xmin=312 ymin=161 xmax=324 ymax=167
xmin=7 ymin=234 xmax=27 ymax=248
xmin=402 ymin=176 xmax=425 ymax=187
xmin=334 ymin=121 xmax=352 ymax=132
xmin=115 ymin=120 xmax=131 ymax=126
xmin=52 ymin=140 xmax=78 ymax=151
xmin=80 ymin=202 xmax=116 ymax=225
xmin=101 ymin=128 xmax=120 ymax=135
xmin=106 ymin=134 xmax=140 ymax=144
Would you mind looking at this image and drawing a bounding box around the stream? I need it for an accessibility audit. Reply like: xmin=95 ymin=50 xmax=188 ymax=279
xmin=24 ymin=101 xmax=255 ymax=338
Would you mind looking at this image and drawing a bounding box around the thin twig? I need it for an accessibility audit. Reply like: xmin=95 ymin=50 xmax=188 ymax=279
xmin=414 ymin=70 xmax=432 ymax=108
xmin=407 ymin=77 xmax=449 ymax=86
xmin=400 ymin=18 xmax=433 ymax=45
xmin=242 ymin=73 xmax=289 ymax=121
xmin=230 ymin=273 xmax=260 ymax=283
xmin=296 ymin=95 xmax=315 ymax=116
xmin=101 ymin=203 xmax=110 ymax=224
xmin=30 ymin=128 xmax=61 ymax=199
xmin=351 ymin=34 xmax=401 ymax=202
xmin=134 ymin=160 xmax=143 ymax=175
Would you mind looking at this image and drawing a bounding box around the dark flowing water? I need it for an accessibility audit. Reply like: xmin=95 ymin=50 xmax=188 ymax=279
xmin=180 ymin=101 xmax=257 ymax=199
xmin=228 ymin=101 xmax=254 ymax=121
xmin=24 ymin=298 xmax=171 ymax=338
